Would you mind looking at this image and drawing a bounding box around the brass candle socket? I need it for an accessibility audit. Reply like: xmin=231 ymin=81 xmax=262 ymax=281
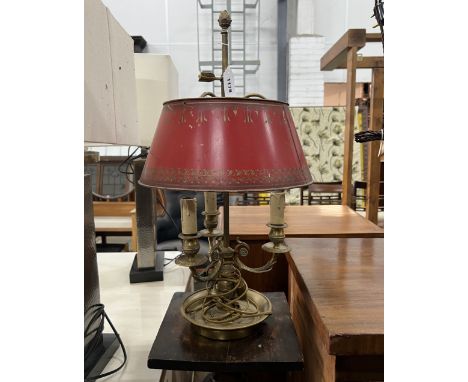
xmin=200 ymin=211 xmax=222 ymax=237
xmin=261 ymin=223 xmax=290 ymax=254
xmin=200 ymin=211 xmax=223 ymax=262
xmin=176 ymin=232 xmax=208 ymax=267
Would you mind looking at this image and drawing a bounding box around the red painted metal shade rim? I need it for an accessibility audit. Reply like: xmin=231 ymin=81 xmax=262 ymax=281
xmin=140 ymin=97 xmax=312 ymax=191
xmin=138 ymin=171 xmax=312 ymax=192
xmin=137 ymin=184 xmax=312 ymax=193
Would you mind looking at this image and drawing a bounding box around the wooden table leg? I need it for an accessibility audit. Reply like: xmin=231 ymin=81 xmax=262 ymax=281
xmin=366 ymin=68 xmax=384 ymax=224
xmin=342 ymin=46 xmax=358 ymax=207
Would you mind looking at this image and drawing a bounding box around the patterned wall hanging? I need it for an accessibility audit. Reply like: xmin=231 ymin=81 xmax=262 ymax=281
xmin=286 ymin=106 xmax=364 ymax=204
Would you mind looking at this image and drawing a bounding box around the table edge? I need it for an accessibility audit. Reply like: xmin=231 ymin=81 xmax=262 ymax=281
xmin=286 ymin=247 xmax=384 ymax=356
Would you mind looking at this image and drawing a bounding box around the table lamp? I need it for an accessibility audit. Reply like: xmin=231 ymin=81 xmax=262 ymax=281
xmin=139 ymin=10 xmax=312 ymax=340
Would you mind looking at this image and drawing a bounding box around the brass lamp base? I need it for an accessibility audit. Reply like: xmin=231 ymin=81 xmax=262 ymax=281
xmin=181 ymin=288 xmax=272 ymax=340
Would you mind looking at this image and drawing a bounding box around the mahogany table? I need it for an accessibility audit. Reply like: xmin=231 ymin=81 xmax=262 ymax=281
xmin=219 ymin=205 xmax=384 ymax=293
xmin=148 ymin=292 xmax=303 ymax=382
xmin=286 ymin=237 xmax=384 ymax=382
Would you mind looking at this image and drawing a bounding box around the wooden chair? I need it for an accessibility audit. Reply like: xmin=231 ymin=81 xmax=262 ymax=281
xmin=300 ymin=182 xmax=343 ymax=206
xmin=84 ymin=156 xmax=135 ymax=201
xmin=236 ymin=192 xmax=270 ymax=206
xmin=352 ymin=180 xmax=384 ymax=211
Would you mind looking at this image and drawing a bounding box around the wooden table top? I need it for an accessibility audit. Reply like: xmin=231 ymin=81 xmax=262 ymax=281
xmin=286 ymin=237 xmax=384 ymax=355
xmin=148 ymin=292 xmax=304 ymax=372
xmin=219 ymin=205 xmax=384 ymax=239
xmin=94 ymin=216 xmax=132 ymax=232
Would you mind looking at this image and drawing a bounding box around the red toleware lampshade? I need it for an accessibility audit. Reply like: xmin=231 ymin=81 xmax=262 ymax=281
xmin=140 ymin=97 xmax=312 ymax=191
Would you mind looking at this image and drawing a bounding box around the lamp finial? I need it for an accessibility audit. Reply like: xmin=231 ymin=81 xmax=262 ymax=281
xmin=218 ymin=10 xmax=232 ymax=30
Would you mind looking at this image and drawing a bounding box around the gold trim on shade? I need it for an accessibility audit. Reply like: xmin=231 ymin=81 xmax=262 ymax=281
xmin=139 ymin=166 xmax=312 ymax=192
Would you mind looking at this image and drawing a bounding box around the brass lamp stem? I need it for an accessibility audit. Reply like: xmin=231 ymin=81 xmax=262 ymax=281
xmin=219 ymin=10 xmax=232 ymax=246
xmin=223 ymin=192 xmax=230 ymax=248
xmin=218 ymin=10 xmax=231 ymax=97
xmin=221 ymin=29 xmax=227 ymax=97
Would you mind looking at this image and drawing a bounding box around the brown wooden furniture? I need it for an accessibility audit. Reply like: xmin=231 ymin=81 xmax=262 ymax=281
xmin=84 ymin=156 xmax=135 ymax=201
xmin=300 ymin=182 xmax=343 ymax=206
xmin=323 ymin=82 xmax=368 ymax=106
xmin=286 ymin=237 xmax=384 ymax=382
xmin=219 ymin=205 xmax=383 ymax=294
xmin=93 ymin=201 xmax=135 ymax=218
xmin=235 ymin=192 xmax=270 ymax=206
xmin=321 ymin=29 xmax=383 ymax=224
xmin=353 ymin=180 xmax=384 ymax=212
xmin=93 ymin=201 xmax=136 ymax=251
xmin=149 ymin=292 xmax=304 ymax=382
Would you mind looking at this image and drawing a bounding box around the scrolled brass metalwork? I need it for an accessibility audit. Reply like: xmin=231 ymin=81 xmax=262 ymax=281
xmin=189 ymin=257 xmax=223 ymax=283
xmin=178 ymin=215 xmax=279 ymax=339
xmin=179 ymin=227 xmax=280 ymax=340
xmin=235 ymin=251 xmax=278 ymax=274
xmin=234 ymin=238 xmax=249 ymax=257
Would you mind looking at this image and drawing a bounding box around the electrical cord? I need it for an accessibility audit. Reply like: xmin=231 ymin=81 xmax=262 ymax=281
xmin=164 ymin=257 xmax=177 ymax=267
xmin=372 ymin=0 xmax=384 ymax=51
xmin=158 ymin=199 xmax=180 ymax=233
xmin=354 ymin=129 xmax=384 ymax=143
xmin=118 ymin=146 xmax=148 ymax=184
xmin=117 ymin=146 xmax=180 ymax=232
xmin=84 ymin=304 xmax=127 ymax=381
xmin=120 ymin=152 xmax=136 ymax=184
xmin=117 ymin=146 xmax=193 ymax=267
xmin=118 ymin=152 xmax=202 ymax=256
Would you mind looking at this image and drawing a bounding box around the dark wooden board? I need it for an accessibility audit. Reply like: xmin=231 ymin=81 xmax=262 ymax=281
xmin=148 ymin=292 xmax=304 ymax=373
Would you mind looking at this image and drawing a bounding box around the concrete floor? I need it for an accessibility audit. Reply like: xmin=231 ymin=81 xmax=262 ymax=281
xmin=95 ymin=251 xmax=190 ymax=382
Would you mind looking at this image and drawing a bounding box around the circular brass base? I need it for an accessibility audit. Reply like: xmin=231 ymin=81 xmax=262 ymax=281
xmin=181 ymin=289 xmax=272 ymax=340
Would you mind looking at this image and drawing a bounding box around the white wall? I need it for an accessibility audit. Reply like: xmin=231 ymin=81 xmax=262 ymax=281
xmin=100 ymin=0 xmax=379 ymax=105
xmin=288 ymin=36 xmax=324 ymax=106
xmin=102 ymin=0 xmax=278 ymax=99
